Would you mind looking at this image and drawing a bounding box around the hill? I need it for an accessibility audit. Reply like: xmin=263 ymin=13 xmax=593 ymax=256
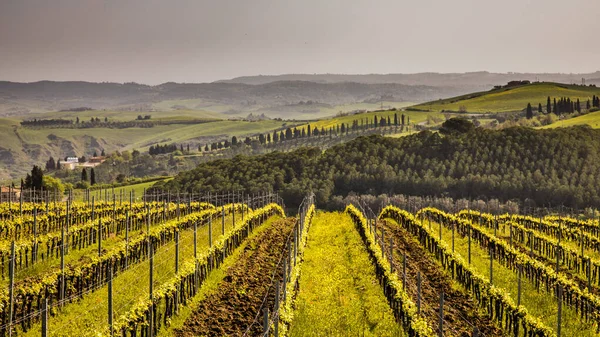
xmin=162 ymin=126 xmax=600 ymax=209
xmin=218 ymin=71 xmax=600 ymax=86
xmin=541 ymin=110 xmax=600 ymax=129
xmin=411 ymin=82 xmax=600 ymax=113
xmin=0 ymin=116 xmax=290 ymax=181
xmin=0 ymin=80 xmax=466 ymax=119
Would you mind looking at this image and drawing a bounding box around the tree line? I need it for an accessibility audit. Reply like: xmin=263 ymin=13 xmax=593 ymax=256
xmin=159 ymin=119 xmax=600 ymax=210
xmin=198 ymin=112 xmax=411 ymax=153
xmin=525 ymin=95 xmax=600 ymax=119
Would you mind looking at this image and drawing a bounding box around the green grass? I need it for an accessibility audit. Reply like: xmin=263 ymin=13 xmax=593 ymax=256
xmin=432 ymin=220 xmax=597 ymax=336
xmin=71 ymin=179 xmax=172 ymax=202
xmin=24 ymin=109 xmax=225 ymax=122
xmin=288 ymin=212 xmax=405 ymax=337
xmin=413 ymin=82 xmax=600 ymax=113
xmin=21 ymin=214 xmax=241 ymax=337
xmin=541 ymin=110 xmax=600 ymax=129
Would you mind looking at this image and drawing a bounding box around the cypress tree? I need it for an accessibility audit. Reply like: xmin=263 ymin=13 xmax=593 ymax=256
xmin=81 ymin=168 xmax=88 ymax=182
xmin=90 ymin=168 xmax=96 ymax=185
xmin=394 ymin=113 xmax=398 ymax=126
xmin=401 ymin=114 xmax=406 ymax=125
xmin=526 ymin=103 xmax=533 ymax=119
xmin=538 ymin=103 xmax=543 ymax=114
xmin=547 ymin=96 xmax=551 ymax=114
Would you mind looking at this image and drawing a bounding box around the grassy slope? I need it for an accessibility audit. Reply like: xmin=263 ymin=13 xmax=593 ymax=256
xmin=0 ymin=118 xmax=288 ymax=180
xmin=413 ymin=82 xmax=600 ymax=113
xmin=24 ymin=109 xmax=225 ymax=122
xmin=541 ymin=110 xmax=600 ymax=129
xmin=288 ymin=212 xmax=404 ymax=337
xmin=70 ymin=178 xmax=173 ymax=202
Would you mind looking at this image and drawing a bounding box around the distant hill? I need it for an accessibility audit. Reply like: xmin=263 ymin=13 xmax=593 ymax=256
xmin=217 ymin=71 xmax=600 ymax=86
xmin=0 ymin=80 xmax=468 ymax=118
xmin=411 ymin=82 xmax=600 ymax=113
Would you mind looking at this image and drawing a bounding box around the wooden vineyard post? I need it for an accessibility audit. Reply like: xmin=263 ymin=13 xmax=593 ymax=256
xmin=98 ymin=218 xmax=102 ymax=257
xmin=517 ymin=264 xmax=522 ymax=306
xmin=263 ymin=308 xmax=269 ymax=335
xmin=588 ymin=257 xmax=592 ymax=291
xmin=33 ymin=207 xmax=37 ymax=263
xmin=194 ymin=219 xmax=198 ymax=258
xmin=417 ymin=271 xmax=421 ymax=313
xmin=581 ymin=228 xmax=585 ymax=259
xmin=8 ymin=242 xmax=15 ymax=337
xmin=108 ymin=265 xmax=114 ymax=337
xmin=232 ymin=200 xmax=235 ymax=228
xmin=557 ymin=284 xmax=562 ymax=337
xmin=438 ymin=292 xmax=444 ymax=337
xmin=177 ymin=192 xmax=180 ymax=221
xmin=241 ymin=192 xmax=245 ymax=222
xmin=556 ymin=226 xmax=561 ymax=273
xmin=175 ymin=230 xmax=180 ymax=274
xmin=125 ymin=211 xmax=129 ymax=268
xmin=439 ymin=220 xmax=442 ymax=241
xmin=41 ymin=298 xmax=48 ymax=337
xmin=66 ymin=202 xmax=70 ymax=254
xmin=148 ymin=214 xmax=154 ymax=337
xmin=468 ymin=224 xmax=471 ymax=264
xmin=222 ymin=205 xmax=225 ymax=235
xmin=489 ymin=245 xmax=493 ymax=284
xmin=60 ymin=222 xmax=65 ymax=306
xmin=208 ymin=216 xmax=212 ymax=248
xmin=451 ymin=222 xmax=455 ymax=252
xmin=509 ymin=223 xmax=513 ymax=247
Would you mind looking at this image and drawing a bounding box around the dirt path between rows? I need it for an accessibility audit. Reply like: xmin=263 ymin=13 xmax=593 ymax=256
xmin=380 ymin=219 xmax=503 ymax=337
xmin=174 ymin=217 xmax=295 ymax=337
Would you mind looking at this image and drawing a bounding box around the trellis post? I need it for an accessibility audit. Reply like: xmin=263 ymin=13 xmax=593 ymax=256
xmin=41 ymin=298 xmax=48 ymax=337
xmin=108 ymin=265 xmax=114 ymax=337
xmin=8 ymin=241 xmax=15 ymax=337
xmin=417 ymin=271 xmax=422 ymax=313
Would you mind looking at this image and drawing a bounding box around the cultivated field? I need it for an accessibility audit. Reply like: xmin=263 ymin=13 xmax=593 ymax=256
xmin=1 ymin=191 xmax=596 ymax=336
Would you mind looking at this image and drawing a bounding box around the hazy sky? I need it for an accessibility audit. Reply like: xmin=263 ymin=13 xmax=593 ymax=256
xmin=1 ymin=0 xmax=599 ymax=85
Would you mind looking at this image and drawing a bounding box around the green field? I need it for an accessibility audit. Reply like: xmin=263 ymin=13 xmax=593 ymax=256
xmin=26 ymin=109 xmax=225 ymax=122
xmin=540 ymin=110 xmax=600 ymax=129
xmin=288 ymin=212 xmax=404 ymax=336
xmin=413 ymin=82 xmax=600 ymax=113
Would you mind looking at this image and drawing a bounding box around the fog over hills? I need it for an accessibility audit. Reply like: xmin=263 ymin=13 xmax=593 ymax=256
xmin=1 ymin=71 xmax=599 ymax=117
